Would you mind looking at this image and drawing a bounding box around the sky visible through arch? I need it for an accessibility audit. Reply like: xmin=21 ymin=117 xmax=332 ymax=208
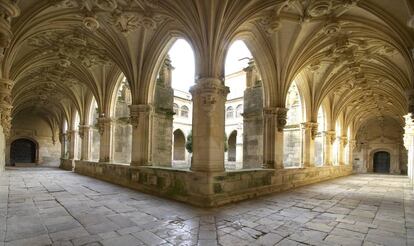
xmin=168 ymin=39 xmax=252 ymax=92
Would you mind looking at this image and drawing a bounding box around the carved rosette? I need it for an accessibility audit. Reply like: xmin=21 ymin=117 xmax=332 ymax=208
xmin=276 ymin=107 xmax=288 ymax=132
xmin=189 ymin=78 xmax=229 ymax=116
xmin=129 ymin=104 xmax=152 ymax=128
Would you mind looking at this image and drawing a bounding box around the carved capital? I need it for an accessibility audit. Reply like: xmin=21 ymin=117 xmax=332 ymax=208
xmin=129 ymin=104 xmax=152 ymax=128
xmin=276 ymin=107 xmax=288 ymax=132
xmin=78 ymin=125 xmax=91 ymax=138
xmin=190 ymin=77 xmax=229 ymax=116
xmin=323 ymin=130 xmax=336 ymax=145
xmin=301 ymin=122 xmax=319 ymax=140
xmin=97 ymin=117 xmax=113 ymax=135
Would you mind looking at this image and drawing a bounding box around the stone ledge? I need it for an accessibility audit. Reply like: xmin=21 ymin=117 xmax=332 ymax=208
xmin=71 ymin=160 xmax=352 ymax=207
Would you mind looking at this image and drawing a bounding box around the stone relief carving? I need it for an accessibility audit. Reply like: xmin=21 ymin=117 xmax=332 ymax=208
xmin=53 ymin=0 xmax=168 ymax=34
xmin=29 ymin=31 xmax=110 ymax=68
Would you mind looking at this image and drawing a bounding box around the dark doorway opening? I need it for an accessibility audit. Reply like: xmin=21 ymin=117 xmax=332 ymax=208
xmin=373 ymin=151 xmax=390 ymax=173
xmin=228 ymin=131 xmax=237 ymax=162
xmin=10 ymin=139 xmax=36 ymax=165
xmin=173 ymin=130 xmax=186 ymax=161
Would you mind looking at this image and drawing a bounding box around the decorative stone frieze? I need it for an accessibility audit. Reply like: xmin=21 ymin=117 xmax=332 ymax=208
xmin=54 ymin=0 xmax=169 ymax=34
xmin=29 ymin=31 xmax=110 ymax=68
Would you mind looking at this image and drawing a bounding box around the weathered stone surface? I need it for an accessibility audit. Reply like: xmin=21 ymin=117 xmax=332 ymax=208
xmin=0 ymin=168 xmax=411 ymax=246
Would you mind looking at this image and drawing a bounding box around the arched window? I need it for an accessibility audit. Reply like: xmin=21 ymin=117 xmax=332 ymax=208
xmin=283 ymin=82 xmax=302 ymax=168
xmin=180 ymin=105 xmax=189 ymax=118
xmin=173 ymin=103 xmax=179 ymax=115
xmin=226 ymin=106 xmax=234 ymax=118
xmin=314 ymin=107 xmax=324 ymax=166
xmin=236 ymin=104 xmax=243 ymax=118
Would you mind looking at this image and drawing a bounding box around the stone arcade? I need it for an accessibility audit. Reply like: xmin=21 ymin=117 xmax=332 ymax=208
xmin=0 ymin=0 xmax=414 ymax=245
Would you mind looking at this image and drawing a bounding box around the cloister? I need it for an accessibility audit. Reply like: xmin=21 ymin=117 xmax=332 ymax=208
xmin=0 ymin=0 xmax=414 ymax=245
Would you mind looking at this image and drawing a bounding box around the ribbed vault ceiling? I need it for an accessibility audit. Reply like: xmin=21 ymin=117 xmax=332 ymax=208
xmin=4 ymin=0 xmax=414 ymax=135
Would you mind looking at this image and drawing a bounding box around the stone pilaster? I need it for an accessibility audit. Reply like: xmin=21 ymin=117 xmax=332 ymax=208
xmin=189 ymin=78 xmax=229 ymax=172
xmin=323 ymin=130 xmax=335 ymax=166
xmin=59 ymin=132 xmax=67 ymax=159
xmin=262 ymin=107 xmax=287 ymax=169
xmin=67 ymin=130 xmax=77 ymax=159
xmin=348 ymin=139 xmax=356 ymax=166
xmin=301 ymin=122 xmax=318 ymax=168
xmin=79 ymin=125 xmax=92 ymax=161
xmin=130 ymin=104 xmax=152 ymax=166
xmin=242 ymin=71 xmax=263 ymax=168
xmin=97 ymin=117 xmax=114 ymax=162
xmin=337 ymin=136 xmax=348 ymax=165
xmin=0 ymin=79 xmax=14 ymax=139
xmin=152 ymin=58 xmax=174 ymax=166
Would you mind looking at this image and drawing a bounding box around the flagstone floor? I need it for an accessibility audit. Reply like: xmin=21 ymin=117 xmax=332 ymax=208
xmin=0 ymin=167 xmax=412 ymax=246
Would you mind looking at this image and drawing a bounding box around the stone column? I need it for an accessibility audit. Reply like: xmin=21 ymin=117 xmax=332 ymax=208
xmin=59 ymin=132 xmax=67 ymax=159
xmin=337 ymin=136 xmax=348 ymax=165
xmin=262 ymin=107 xmax=287 ymax=169
xmin=67 ymin=130 xmax=77 ymax=159
xmin=130 ymin=104 xmax=152 ymax=166
xmin=79 ymin=125 xmax=92 ymax=161
xmin=97 ymin=116 xmax=114 ymax=162
xmin=348 ymin=139 xmax=356 ymax=167
xmin=243 ymin=59 xmax=263 ymax=168
xmin=323 ymin=130 xmax=335 ymax=166
xmin=151 ymin=57 xmax=174 ymax=166
xmin=189 ymin=78 xmax=229 ymax=172
xmin=301 ymin=122 xmax=318 ymax=168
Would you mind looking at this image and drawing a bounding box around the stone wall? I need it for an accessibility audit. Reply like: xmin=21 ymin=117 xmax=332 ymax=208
xmin=353 ymin=117 xmax=406 ymax=174
xmin=8 ymin=113 xmax=61 ymax=167
xmin=243 ymin=86 xmax=263 ymax=168
xmin=73 ymin=161 xmax=352 ymax=207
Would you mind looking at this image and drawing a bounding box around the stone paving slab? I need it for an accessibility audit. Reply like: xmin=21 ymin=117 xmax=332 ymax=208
xmin=0 ymin=167 xmax=412 ymax=246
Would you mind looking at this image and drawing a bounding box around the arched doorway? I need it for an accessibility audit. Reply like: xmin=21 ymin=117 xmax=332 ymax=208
xmin=228 ymin=131 xmax=237 ymax=162
xmin=10 ymin=139 xmax=37 ymax=165
xmin=173 ymin=130 xmax=186 ymax=161
xmin=373 ymin=151 xmax=390 ymax=173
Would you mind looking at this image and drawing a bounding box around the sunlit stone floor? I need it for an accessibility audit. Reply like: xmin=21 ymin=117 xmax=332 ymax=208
xmin=0 ymin=167 xmax=413 ymax=246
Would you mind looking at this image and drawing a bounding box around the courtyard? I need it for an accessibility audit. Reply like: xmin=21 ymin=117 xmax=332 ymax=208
xmin=0 ymin=168 xmax=412 ymax=246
